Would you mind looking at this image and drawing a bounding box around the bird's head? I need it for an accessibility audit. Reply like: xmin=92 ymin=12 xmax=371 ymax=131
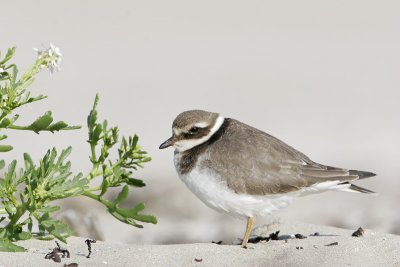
xmin=159 ymin=110 xmax=224 ymax=152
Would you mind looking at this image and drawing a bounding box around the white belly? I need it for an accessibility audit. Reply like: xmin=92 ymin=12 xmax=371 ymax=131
xmin=174 ymin=155 xmax=297 ymax=219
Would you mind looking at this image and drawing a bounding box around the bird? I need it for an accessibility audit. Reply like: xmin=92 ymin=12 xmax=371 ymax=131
xmin=159 ymin=110 xmax=376 ymax=248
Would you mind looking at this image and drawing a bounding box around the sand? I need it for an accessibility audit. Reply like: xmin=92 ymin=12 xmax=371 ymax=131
xmin=1 ymin=221 xmax=399 ymax=267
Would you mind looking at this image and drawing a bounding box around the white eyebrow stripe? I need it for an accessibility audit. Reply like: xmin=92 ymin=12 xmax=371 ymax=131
xmin=193 ymin=122 xmax=209 ymax=128
xmin=174 ymin=115 xmax=224 ymax=152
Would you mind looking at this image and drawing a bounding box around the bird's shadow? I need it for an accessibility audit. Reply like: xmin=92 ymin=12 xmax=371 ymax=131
xmin=246 ymin=231 xmax=340 ymax=244
xmin=213 ymin=231 xmax=340 ymax=245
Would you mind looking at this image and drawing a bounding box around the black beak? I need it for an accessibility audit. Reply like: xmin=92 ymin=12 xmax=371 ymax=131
xmin=159 ymin=136 xmax=175 ymax=149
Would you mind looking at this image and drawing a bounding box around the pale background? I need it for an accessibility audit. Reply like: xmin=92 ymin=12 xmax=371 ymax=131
xmin=1 ymin=0 xmax=399 ymax=244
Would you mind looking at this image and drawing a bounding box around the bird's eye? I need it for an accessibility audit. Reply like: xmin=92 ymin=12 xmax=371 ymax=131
xmin=189 ymin=127 xmax=200 ymax=134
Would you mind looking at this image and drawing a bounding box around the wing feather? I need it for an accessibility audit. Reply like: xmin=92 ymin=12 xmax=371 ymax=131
xmin=202 ymin=119 xmax=359 ymax=195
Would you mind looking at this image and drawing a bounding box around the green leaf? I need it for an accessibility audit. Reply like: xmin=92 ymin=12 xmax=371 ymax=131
xmin=108 ymin=209 xmax=132 ymax=224
xmin=92 ymin=124 xmax=102 ymax=142
xmin=57 ymin=147 xmax=72 ymax=165
xmin=131 ymin=135 xmax=139 ymax=149
xmin=26 ymin=94 xmax=47 ymax=104
xmin=35 ymin=235 xmax=54 ymax=241
xmin=23 ymin=153 xmax=34 ymax=170
xmin=37 ymin=218 xmax=73 ymax=243
xmin=0 ymin=160 xmax=5 ymax=169
xmin=5 ymin=160 xmax=17 ymax=183
xmin=113 ymin=185 xmax=129 ymax=206
xmin=130 ymin=214 xmax=157 ymax=224
xmin=126 ymin=178 xmax=146 ymax=187
xmin=0 ymin=145 xmax=13 ymax=152
xmin=127 ymin=203 xmax=157 ymax=223
xmin=14 ymin=231 xmax=32 ymax=241
xmin=11 ymin=65 xmax=18 ymax=86
xmin=0 ymin=47 xmax=16 ymax=65
xmin=0 ymin=239 xmax=26 ymax=252
xmin=35 ymin=205 xmax=61 ymax=213
xmin=62 ymin=125 xmax=81 ymax=130
xmin=107 ymin=202 xmax=158 ymax=228
xmin=87 ymin=94 xmax=99 ymax=128
xmin=47 ymin=121 xmax=68 ymax=132
xmin=29 ymin=111 xmax=53 ymax=133
xmin=0 ymin=118 xmax=11 ymax=128
xmin=47 ymin=173 xmax=88 ymax=200
xmin=127 ymin=202 xmax=145 ymax=216
xmin=4 ymin=202 xmax=15 ymax=215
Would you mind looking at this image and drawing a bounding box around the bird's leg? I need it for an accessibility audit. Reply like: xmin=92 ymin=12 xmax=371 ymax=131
xmin=241 ymin=217 xmax=255 ymax=248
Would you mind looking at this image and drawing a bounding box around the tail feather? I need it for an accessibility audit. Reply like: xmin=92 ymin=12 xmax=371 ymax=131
xmin=349 ymin=184 xmax=377 ymax=195
xmin=339 ymin=169 xmax=377 ymax=195
xmin=349 ymin=170 xmax=376 ymax=179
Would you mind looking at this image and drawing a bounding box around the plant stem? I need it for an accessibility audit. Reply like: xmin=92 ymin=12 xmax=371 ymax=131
xmin=5 ymin=205 xmax=26 ymax=233
xmin=90 ymin=143 xmax=97 ymax=163
xmin=0 ymin=111 xmax=9 ymax=121
xmin=7 ymin=125 xmax=80 ymax=131
xmin=82 ymin=191 xmax=112 ymax=209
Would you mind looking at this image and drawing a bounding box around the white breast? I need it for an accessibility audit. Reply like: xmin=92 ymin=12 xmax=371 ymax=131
xmin=174 ymin=154 xmax=298 ymax=219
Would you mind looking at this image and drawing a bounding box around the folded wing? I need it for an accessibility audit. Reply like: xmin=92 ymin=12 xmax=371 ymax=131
xmin=202 ymin=119 xmax=375 ymax=195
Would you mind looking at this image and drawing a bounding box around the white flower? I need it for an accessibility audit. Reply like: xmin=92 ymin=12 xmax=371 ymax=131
xmin=0 ymin=67 xmax=4 ymax=73
xmin=34 ymin=43 xmax=62 ymax=73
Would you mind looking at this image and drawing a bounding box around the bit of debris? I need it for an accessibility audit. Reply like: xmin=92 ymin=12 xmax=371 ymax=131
xmin=56 ymin=241 xmax=70 ymax=258
xmin=248 ymin=231 xmax=280 ymax=244
xmin=248 ymin=236 xmax=270 ymax=244
xmin=296 ymin=246 xmax=303 ymax=250
xmin=352 ymin=227 xmax=364 ymax=237
xmin=45 ymin=251 xmax=61 ymax=262
xmin=269 ymin=231 xmax=280 ymax=240
xmin=325 ymin=242 xmax=339 ymax=246
xmin=295 ymin=234 xmax=307 ymax=239
xmin=85 ymin=239 xmax=97 ymax=258
xmin=45 ymin=241 xmax=70 ymax=262
xmin=212 ymin=240 xmax=223 ymax=245
xmin=194 ymin=258 xmax=203 ymax=262
xmin=64 ymin=264 xmax=78 ymax=267
xmin=311 ymin=232 xmax=320 ymax=236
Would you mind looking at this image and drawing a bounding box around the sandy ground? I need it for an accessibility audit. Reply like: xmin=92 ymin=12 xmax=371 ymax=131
xmin=1 ymin=221 xmax=399 ymax=267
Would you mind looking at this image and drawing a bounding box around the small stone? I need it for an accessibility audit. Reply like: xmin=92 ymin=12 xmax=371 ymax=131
xmin=325 ymin=242 xmax=339 ymax=246
xmin=352 ymin=227 xmax=364 ymax=237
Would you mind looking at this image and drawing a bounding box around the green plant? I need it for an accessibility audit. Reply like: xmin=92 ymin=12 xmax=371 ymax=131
xmin=0 ymin=45 xmax=156 ymax=252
